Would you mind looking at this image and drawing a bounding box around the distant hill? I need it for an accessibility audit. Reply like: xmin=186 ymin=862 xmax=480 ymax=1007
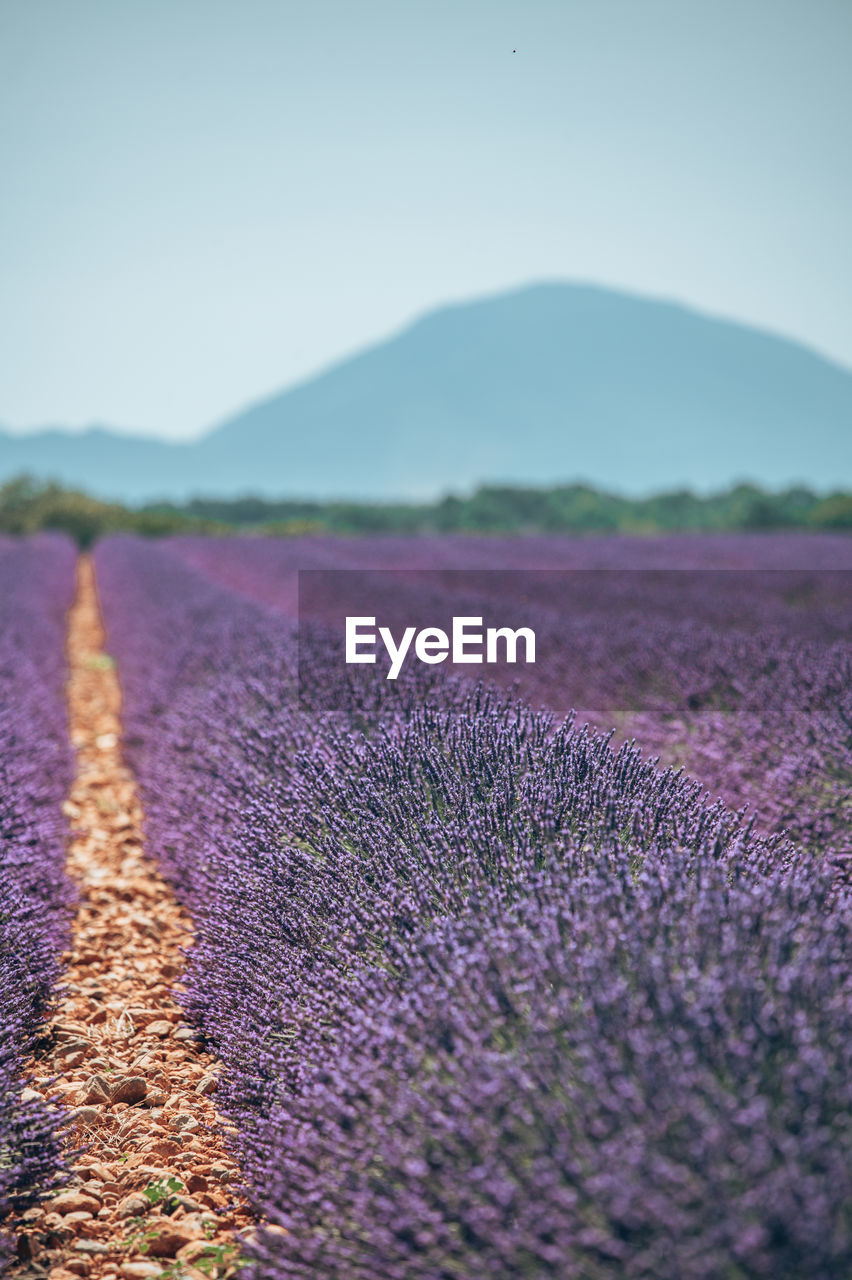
xmin=2 ymin=283 xmax=851 ymax=502
xmin=0 ymin=426 xmax=187 ymax=502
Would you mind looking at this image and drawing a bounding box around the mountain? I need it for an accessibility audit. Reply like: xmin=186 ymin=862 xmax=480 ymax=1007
xmin=0 ymin=426 xmax=191 ymax=500
xmin=2 ymin=283 xmax=851 ymax=502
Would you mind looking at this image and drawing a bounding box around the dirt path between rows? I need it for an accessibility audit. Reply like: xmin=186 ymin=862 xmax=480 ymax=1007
xmin=12 ymin=556 xmax=255 ymax=1280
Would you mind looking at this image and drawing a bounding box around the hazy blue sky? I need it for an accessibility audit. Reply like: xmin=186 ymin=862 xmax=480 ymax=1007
xmin=2 ymin=0 xmax=851 ymax=440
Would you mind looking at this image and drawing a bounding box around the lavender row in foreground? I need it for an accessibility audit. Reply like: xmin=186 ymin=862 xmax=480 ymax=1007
xmin=0 ymin=536 xmax=76 ymax=1257
xmin=96 ymin=536 xmax=852 ymax=1279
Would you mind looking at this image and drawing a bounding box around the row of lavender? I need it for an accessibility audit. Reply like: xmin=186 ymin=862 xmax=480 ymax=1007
xmin=170 ymin=533 xmax=852 ymax=862
xmin=169 ymin=530 xmax=852 ymax=607
xmin=0 ymin=537 xmax=76 ymax=1257
xmin=96 ymin=535 xmax=852 ymax=1279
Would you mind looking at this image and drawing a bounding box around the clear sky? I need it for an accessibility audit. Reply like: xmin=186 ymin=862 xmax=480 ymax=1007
xmin=2 ymin=0 xmax=851 ymax=440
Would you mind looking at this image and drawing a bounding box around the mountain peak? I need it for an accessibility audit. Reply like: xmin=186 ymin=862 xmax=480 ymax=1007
xmin=2 ymin=282 xmax=850 ymax=502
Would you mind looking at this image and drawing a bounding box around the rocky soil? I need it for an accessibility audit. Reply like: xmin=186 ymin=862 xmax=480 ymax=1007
xmin=10 ymin=557 xmax=258 ymax=1280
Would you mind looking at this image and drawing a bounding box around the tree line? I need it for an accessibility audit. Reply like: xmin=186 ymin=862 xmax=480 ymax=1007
xmin=1 ymin=475 xmax=850 ymax=546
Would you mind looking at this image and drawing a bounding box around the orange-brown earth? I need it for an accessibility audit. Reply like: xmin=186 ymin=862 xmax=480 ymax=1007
xmin=10 ymin=557 xmax=261 ymax=1280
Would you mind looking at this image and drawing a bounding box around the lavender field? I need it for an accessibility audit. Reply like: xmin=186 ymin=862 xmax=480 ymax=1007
xmin=85 ymin=533 xmax=852 ymax=1279
xmin=1 ymin=532 xmax=850 ymax=1274
xmin=0 ymin=537 xmax=75 ymax=1265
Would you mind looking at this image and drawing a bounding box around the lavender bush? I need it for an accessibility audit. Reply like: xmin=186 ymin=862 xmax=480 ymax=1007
xmin=0 ymin=536 xmax=76 ymax=1256
xmin=95 ymin=536 xmax=852 ymax=1278
xmin=250 ymin=850 xmax=851 ymax=1279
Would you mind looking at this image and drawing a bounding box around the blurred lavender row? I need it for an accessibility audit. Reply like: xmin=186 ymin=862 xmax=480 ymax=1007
xmin=96 ymin=535 xmax=852 ymax=1278
xmin=0 ymin=536 xmax=76 ymax=1255
xmin=167 ymin=530 xmax=852 ymax=616
xmin=169 ymin=533 xmax=852 ymax=861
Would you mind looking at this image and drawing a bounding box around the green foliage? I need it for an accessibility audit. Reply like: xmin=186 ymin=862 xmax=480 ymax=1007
xmin=154 ymin=1240 xmax=244 ymax=1279
xmin=142 ymin=1176 xmax=184 ymax=1206
xmin=0 ymin=476 xmax=230 ymax=546
xmin=150 ymin=480 xmax=852 ymax=536
xmin=2 ymin=474 xmax=851 ymax=541
xmin=807 ymin=493 xmax=852 ymax=528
